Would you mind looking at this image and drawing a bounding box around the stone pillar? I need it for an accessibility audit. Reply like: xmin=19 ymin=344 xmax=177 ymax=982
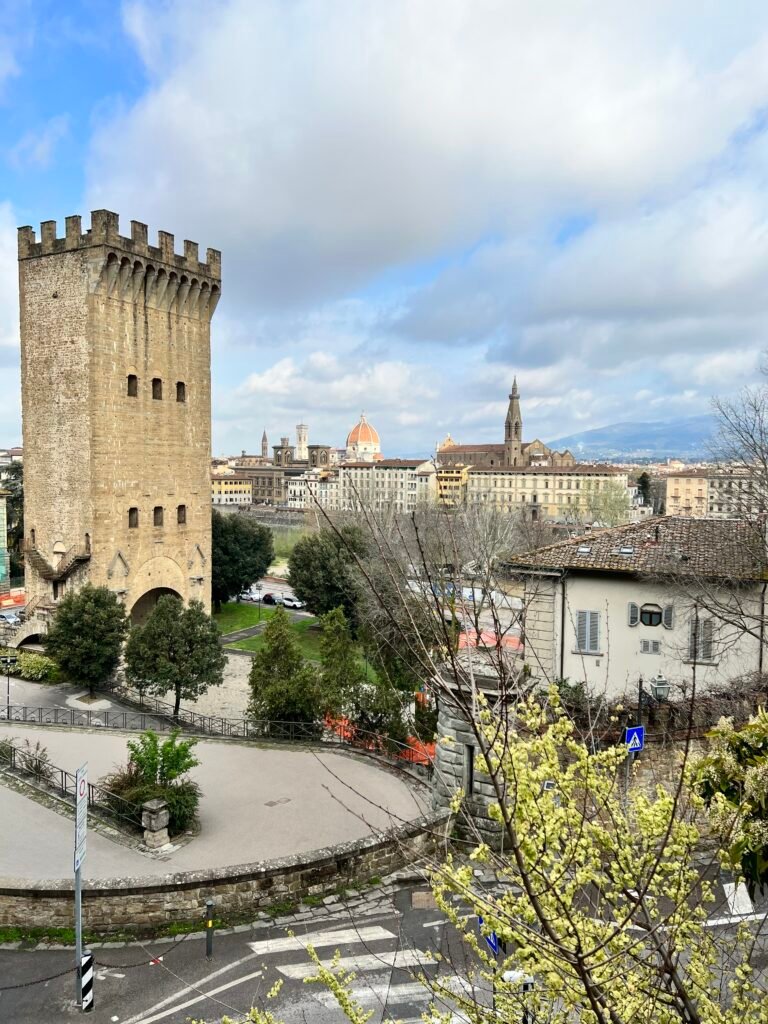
xmin=142 ymin=798 xmax=170 ymax=849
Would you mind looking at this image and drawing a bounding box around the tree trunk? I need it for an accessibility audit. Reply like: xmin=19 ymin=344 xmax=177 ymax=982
xmin=174 ymin=685 xmax=181 ymax=717
xmin=214 ymin=597 xmax=222 ymax=613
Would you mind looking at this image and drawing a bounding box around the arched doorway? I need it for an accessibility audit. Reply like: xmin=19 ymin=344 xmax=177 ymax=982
xmin=130 ymin=587 xmax=182 ymax=626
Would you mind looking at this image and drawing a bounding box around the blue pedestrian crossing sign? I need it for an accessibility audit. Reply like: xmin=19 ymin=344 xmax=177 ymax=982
xmin=625 ymin=725 xmax=645 ymax=752
xmin=478 ymin=915 xmax=501 ymax=956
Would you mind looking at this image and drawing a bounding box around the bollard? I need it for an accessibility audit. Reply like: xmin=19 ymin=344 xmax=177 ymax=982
xmin=81 ymin=948 xmax=94 ymax=1013
xmin=205 ymin=899 xmax=214 ymax=960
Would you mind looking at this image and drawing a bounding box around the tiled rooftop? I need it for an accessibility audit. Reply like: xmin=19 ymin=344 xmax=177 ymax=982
xmin=504 ymin=516 xmax=766 ymax=581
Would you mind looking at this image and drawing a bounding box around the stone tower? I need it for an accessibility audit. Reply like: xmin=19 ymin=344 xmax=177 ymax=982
xmin=295 ymin=422 xmax=308 ymax=461
xmin=18 ymin=210 xmax=220 ymax=622
xmin=504 ymin=377 xmax=523 ymax=467
xmin=261 ymin=429 xmax=269 ymax=459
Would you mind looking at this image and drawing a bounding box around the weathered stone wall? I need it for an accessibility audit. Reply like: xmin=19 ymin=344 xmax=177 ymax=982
xmin=18 ymin=211 xmax=220 ymax=616
xmin=0 ymin=812 xmax=447 ymax=932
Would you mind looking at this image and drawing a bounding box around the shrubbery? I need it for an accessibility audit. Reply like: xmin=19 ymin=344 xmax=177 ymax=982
xmin=0 ymin=647 xmax=57 ymax=682
xmin=101 ymin=729 xmax=201 ymax=836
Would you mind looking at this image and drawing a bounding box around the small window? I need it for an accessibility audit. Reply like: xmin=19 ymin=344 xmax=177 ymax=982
xmin=576 ymin=610 xmax=600 ymax=653
xmin=628 ymin=602 xmax=639 ymax=627
xmin=152 ymin=378 xmax=162 ymax=400
xmin=153 ymin=506 xmax=164 ymax=527
xmin=127 ymin=374 xmax=138 ymax=397
xmin=464 ymin=744 xmax=475 ymax=795
xmin=177 ymin=504 xmax=187 ymax=525
xmin=688 ymin=618 xmax=714 ymax=662
xmin=128 ymin=507 xmax=139 ymax=528
xmin=176 ymin=381 xmax=186 ymax=403
xmin=640 ymin=604 xmax=663 ymax=627
xmin=640 ymin=640 xmax=661 ymax=655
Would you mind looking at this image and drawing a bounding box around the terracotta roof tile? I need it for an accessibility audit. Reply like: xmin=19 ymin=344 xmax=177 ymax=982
xmin=504 ymin=516 xmax=766 ymax=581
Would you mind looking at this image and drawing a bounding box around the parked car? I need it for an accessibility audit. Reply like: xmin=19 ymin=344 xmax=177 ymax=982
xmin=262 ymin=593 xmax=284 ymax=605
xmin=0 ymin=610 xmax=21 ymax=626
xmin=282 ymin=596 xmax=305 ymax=609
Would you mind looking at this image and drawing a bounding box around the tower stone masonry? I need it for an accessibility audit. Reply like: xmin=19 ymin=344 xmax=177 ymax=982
xmin=18 ymin=210 xmax=221 ymax=621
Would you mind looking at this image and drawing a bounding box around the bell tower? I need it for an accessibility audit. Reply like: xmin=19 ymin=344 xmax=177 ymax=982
xmin=504 ymin=377 xmax=523 ymax=467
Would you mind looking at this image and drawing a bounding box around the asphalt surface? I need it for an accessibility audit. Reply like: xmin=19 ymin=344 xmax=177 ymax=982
xmin=0 ymin=882 xmax=472 ymax=1024
xmin=3 ymin=876 xmax=768 ymax=1024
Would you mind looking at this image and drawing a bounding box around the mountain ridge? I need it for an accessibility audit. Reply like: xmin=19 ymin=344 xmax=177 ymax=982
xmin=545 ymin=414 xmax=716 ymax=462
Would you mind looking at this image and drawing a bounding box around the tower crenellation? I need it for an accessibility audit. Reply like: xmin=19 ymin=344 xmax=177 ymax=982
xmin=18 ymin=209 xmax=221 ymax=279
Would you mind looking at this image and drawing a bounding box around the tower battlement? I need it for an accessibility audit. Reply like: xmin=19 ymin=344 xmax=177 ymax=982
xmin=17 ymin=209 xmax=221 ymax=280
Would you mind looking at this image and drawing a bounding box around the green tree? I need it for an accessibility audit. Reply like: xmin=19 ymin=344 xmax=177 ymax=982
xmin=288 ymin=526 xmax=366 ymax=628
xmin=124 ymin=596 xmax=226 ymax=715
xmin=211 ymin=509 xmax=274 ymax=612
xmin=248 ymin=607 xmax=321 ymax=726
xmin=584 ymin=477 xmax=631 ymax=526
xmin=4 ymin=461 xmax=23 ymax=578
xmin=127 ymin=729 xmax=200 ymax=785
xmin=636 ymin=469 xmax=652 ymax=504
xmin=44 ymin=584 xmax=128 ymax=695
xmin=319 ymin=606 xmax=366 ymax=717
xmin=694 ymin=708 xmax=768 ymax=897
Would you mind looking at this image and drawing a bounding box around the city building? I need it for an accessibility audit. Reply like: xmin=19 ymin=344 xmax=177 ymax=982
xmin=211 ymin=476 xmax=253 ymax=505
xmin=664 ymin=470 xmax=709 ymax=516
xmin=18 ymin=210 xmax=219 ymax=621
xmin=465 ymin=464 xmax=628 ymax=522
xmin=345 ymin=413 xmax=383 ymax=462
xmin=505 ymin=517 xmax=766 ymax=699
xmin=438 ymin=378 xmax=575 ymax=469
xmin=664 ymin=466 xmax=757 ymax=519
xmin=436 ymin=464 xmax=470 ymax=508
xmin=338 ymin=459 xmax=437 ymax=513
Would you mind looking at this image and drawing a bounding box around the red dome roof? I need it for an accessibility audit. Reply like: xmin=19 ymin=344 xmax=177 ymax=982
xmin=346 ymin=413 xmax=380 ymax=448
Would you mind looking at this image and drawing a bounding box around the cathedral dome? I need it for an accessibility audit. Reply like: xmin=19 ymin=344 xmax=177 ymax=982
xmin=346 ymin=413 xmax=380 ymax=448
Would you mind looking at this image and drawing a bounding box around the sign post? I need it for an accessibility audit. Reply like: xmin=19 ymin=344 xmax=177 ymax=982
xmin=1 ymin=654 xmax=17 ymax=717
xmin=623 ymin=726 xmax=645 ymax=810
xmin=74 ymin=763 xmax=88 ymax=1009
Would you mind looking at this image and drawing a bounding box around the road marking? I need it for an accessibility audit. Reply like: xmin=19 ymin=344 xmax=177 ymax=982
xmin=312 ymin=976 xmax=472 ymax=1009
xmin=421 ymin=919 xmax=445 ymax=928
xmin=724 ymin=881 xmax=754 ymax=917
xmin=278 ymin=948 xmax=436 ymax=979
xmin=120 ymin=951 xmax=259 ymax=1024
xmin=131 ymin=967 xmax=263 ymax=1024
xmin=247 ymin=925 xmax=394 ymax=955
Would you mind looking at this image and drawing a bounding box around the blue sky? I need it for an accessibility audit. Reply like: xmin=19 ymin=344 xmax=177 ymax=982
xmin=1 ymin=1 xmax=768 ymax=457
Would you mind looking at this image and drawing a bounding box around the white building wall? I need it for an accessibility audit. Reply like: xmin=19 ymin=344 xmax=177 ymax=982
xmin=540 ymin=575 xmax=763 ymax=700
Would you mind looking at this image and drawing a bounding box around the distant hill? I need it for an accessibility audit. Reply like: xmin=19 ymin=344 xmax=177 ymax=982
xmin=546 ymin=414 xmax=716 ymax=462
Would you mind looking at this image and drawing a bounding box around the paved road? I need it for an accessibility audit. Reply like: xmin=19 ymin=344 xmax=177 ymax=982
xmin=0 ymin=725 xmax=429 ymax=879
xmin=2 ymin=876 xmax=768 ymax=1024
xmin=0 ymin=882 xmax=471 ymax=1024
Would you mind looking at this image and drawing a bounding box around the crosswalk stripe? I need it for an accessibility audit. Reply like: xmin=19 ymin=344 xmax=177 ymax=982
xmin=725 ymin=881 xmax=754 ymax=917
xmin=278 ymin=948 xmax=436 ymax=979
xmin=248 ymin=925 xmax=394 ymax=956
xmin=312 ymin=975 xmax=470 ymax=1008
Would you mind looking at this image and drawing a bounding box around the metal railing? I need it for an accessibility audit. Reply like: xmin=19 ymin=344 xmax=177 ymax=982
xmin=0 ymin=694 xmax=435 ymax=780
xmin=0 ymin=736 xmax=142 ymax=831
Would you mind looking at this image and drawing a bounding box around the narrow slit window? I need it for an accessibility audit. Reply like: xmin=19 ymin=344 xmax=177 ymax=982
xmin=152 ymin=378 xmax=162 ymax=400
xmin=153 ymin=506 xmax=163 ymax=527
xmin=127 ymin=374 xmax=138 ymax=397
xmin=177 ymin=504 xmax=187 ymax=525
xmin=128 ymin=508 xmax=139 ymax=529
xmin=176 ymin=381 xmax=186 ymax=403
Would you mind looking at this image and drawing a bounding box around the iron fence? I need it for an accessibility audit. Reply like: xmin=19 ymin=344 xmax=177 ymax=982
xmin=0 ymin=695 xmax=434 ymax=781
xmin=0 ymin=736 xmax=142 ymax=831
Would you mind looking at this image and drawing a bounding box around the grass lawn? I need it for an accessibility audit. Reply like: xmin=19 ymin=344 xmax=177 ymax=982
xmin=227 ymin=616 xmax=322 ymax=658
xmin=214 ymin=602 xmax=277 ymax=634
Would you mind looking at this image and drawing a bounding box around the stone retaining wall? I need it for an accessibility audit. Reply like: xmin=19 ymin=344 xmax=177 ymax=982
xmin=0 ymin=812 xmax=448 ymax=933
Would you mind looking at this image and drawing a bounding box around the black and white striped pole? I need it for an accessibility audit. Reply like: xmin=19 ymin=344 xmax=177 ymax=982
xmin=80 ymin=948 xmax=94 ymax=1013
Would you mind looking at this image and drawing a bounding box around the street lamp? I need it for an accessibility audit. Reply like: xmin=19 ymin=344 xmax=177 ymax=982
xmin=254 ymin=584 xmax=262 ymax=622
xmin=638 ymin=672 xmax=670 ymax=727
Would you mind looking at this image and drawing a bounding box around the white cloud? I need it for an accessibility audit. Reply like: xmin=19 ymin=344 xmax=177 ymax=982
xmin=89 ymin=1 xmax=768 ymax=310
xmin=9 ymin=115 xmax=70 ymax=170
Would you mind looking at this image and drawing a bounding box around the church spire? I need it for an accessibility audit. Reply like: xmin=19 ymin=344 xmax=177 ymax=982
xmin=261 ymin=428 xmax=268 ymax=459
xmin=505 ymin=375 xmax=523 ymax=464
